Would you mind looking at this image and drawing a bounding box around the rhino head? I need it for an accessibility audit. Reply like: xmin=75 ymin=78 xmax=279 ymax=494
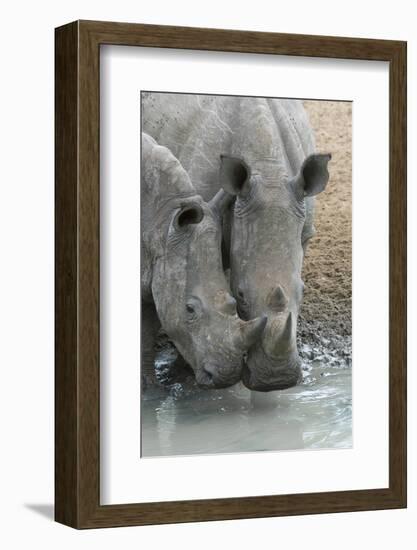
xmin=142 ymin=133 xmax=266 ymax=388
xmin=219 ymin=152 xmax=331 ymax=391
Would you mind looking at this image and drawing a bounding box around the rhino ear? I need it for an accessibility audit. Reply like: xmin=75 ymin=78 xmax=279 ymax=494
xmin=173 ymin=203 xmax=204 ymax=230
xmin=294 ymin=153 xmax=331 ymax=197
xmin=219 ymin=155 xmax=251 ymax=197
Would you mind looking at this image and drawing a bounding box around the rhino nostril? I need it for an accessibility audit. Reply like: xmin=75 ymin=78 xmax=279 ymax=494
xmin=201 ymin=363 xmax=242 ymax=389
xmin=201 ymin=365 xmax=216 ymax=385
xmin=203 ymin=364 xmax=229 ymax=387
xmin=204 ymin=369 xmax=213 ymax=381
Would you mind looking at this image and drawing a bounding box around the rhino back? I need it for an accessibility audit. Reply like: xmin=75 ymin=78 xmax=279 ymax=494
xmin=141 ymin=132 xmax=197 ymax=296
xmin=267 ymin=99 xmax=315 ymax=173
xmin=143 ymin=94 xmax=315 ymax=177
xmin=267 ymin=99 xmax=317 ymax=241
xmin=143 ymin=93 xmax=237 ymax=201
xmin=142 ymin=94 xmax=317 ymax=234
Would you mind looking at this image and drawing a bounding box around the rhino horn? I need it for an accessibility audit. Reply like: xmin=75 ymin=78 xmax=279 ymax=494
xmin=268 ymin=285 xmax=288 ymax=311
xmin=236 ymin=315 xmax=267 ymax=350
xmin=269 ymin=312 xmax=294 ymax=356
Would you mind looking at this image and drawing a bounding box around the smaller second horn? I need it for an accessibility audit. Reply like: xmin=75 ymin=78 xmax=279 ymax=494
xmin=268 ymin=285 xmax=288 ymax=311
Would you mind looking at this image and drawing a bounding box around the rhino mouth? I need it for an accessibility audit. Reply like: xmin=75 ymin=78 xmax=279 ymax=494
xmin=242 ymin=346 xmax=302 ymax=392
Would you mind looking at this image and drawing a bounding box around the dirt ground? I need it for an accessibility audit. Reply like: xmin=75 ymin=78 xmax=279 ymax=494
xmin=300 ymin=100 xmax=352 ymax=351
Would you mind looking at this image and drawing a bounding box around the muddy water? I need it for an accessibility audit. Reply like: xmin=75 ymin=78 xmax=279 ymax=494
xmin=141 ymin=341 xmax=352 ymax=457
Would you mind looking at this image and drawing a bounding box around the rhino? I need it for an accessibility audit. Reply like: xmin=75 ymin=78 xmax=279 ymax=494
xmin=143 ymin=94 xmax=331 ymax=391
xmin=141 ymin=132 xmax=266 ymax=389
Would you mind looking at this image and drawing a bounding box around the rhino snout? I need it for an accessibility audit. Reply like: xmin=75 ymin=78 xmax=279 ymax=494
xmin=196 ymin=362 xmax=242 ymax=389
xmin=242 ymin=346 xmax=302 ymax=392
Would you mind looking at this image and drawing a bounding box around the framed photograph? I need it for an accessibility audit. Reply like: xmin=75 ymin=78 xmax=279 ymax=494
xmin=55 ymin=20 xmax=406 ymax=528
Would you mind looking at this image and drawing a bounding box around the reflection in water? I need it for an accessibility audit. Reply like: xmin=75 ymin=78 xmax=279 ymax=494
xmin=141 ymin=348 xmax=352 ymax=457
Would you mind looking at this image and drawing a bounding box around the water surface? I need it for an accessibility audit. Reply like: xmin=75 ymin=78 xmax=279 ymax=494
xmin=141 ymin=342 xmax=352 ymax=457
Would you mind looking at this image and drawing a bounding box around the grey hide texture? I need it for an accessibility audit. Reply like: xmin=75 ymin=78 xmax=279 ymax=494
xmin=141 ymin=133 xmax=266 ymax=389
xmin=143 ymin=94 xmax=331 ymax=392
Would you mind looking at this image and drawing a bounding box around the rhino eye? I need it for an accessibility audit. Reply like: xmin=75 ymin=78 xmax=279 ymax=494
xmin=185 ymin=298 xmax=202 ymax=323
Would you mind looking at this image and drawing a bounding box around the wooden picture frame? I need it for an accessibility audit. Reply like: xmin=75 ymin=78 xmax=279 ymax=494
xmin=55 ymin=20 xmax=407 ymax=529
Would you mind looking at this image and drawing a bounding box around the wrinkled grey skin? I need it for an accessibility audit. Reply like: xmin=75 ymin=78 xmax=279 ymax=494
xmin=143 ymin=94 xmax=331 ymax=391
xmin=141 ymin=133 xmax=266 ymax=388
